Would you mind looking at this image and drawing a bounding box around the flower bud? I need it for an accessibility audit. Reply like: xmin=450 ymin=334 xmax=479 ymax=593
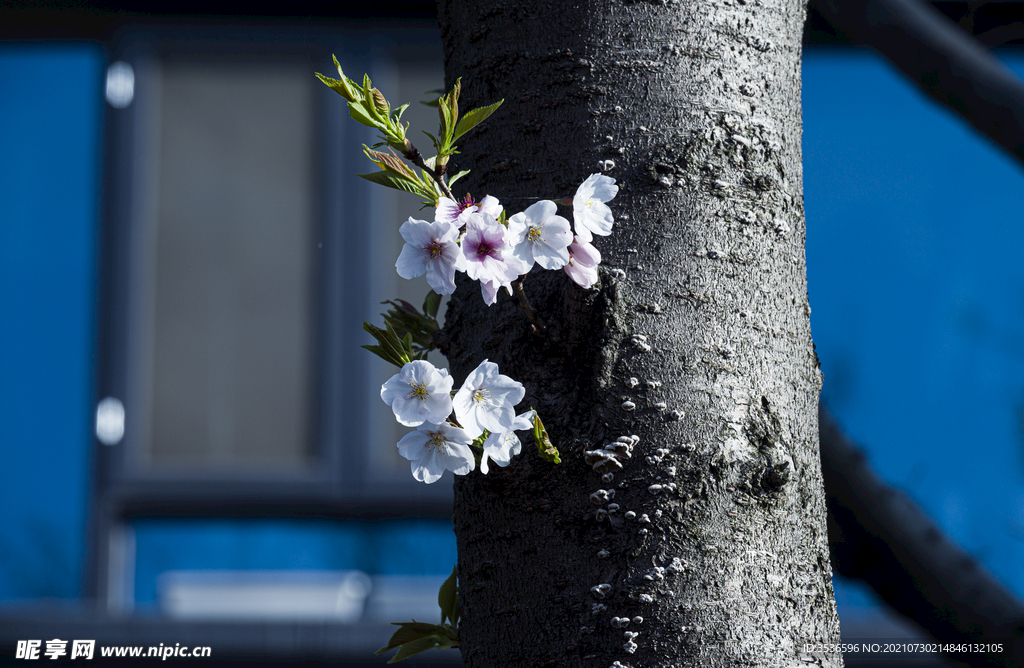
xmin=371 ymin=88 xmax=389 ymax=114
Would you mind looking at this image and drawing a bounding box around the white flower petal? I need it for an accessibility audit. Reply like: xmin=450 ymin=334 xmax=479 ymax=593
xmin=397 ymin=430 xmax=430 ymax=459
xmin=524 ymin=199 xmax=557 ymax=221
xmin=565 ymin=259 xmax=599 ymax=288
xmin=412 ymin=447 xmax=446 ymax=484
xmin=478 ymin=195 xmax=502 ymax=218
xmin=506 ymin=213 xmax=529 ymax=245
xmin=439 ymin=440 xmax=475 ymax=476
xmin=570 ymin=239 xmax=601 ymax=267
xmin=425 ymin=259 xmax=458 ymax=295
xmin=484 ymin=375 xmax=526 ymax=406
xmin=480 ymin=278 xmax=500 ymax=306
xmin=512 ymin=240 xmax=536 ymax=270
xmin=543 ymin=215 xmax=572 ymax=239
xmin=573 ymin=224 xmax=593 ymax=244
xmin=396 ymin=243 xmax=429 ymax=279
xmin=533 ymin=243 xmax=570 ymax=270
xmin=512 ymin=410 xmax=536 ymax=431
xmin=453 ymin=360 xmax=524 ymax=436
xmin=399 ymin=218 xmax=435 ymax=246
xmin=382 ymin=361 xmax=453 ymax=426
xmin=479 ymin=403 xmax=517 ymax=434
xmin=583 ymin=173 xmax=618 ymax=202
xmin=434 ymin=198 xmax=461 ymax=225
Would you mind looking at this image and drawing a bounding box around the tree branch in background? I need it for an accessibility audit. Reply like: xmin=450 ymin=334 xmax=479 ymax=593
xmin=820 ymin=407 xmax=1024 ymax=668
xmin=814 ymin=0 xmax=1024 ymax=167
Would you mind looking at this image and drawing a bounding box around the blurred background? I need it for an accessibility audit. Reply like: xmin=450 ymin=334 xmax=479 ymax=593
xmin=1 ymin=0 xmax=1023 ymax=665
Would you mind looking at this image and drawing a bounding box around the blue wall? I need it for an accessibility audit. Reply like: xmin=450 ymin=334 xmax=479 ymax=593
xmin=804 ymin=51 xmax=1024 ymax=607
xmin=0 ymin=45 xmax=103 ymax=600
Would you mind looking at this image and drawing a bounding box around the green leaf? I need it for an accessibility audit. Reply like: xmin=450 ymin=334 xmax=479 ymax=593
xmin=314 ymin=55 xmax=361 ymax=102
xmin=357 ymin=171 xmax=427 ymax=197
xmin=452 ymin=99 xmax=503 ymax=142
xmin=438 ymin=99 xmax=453 ymax=150
xmin=469 ymin=431 xmax=489 ymax=451
xmin=434 ymin=78 xmax=462 ymax=155
xmin=422 ymin=291 xmax=441 ymax=319
xmin=364 ymin=146 xmax=419 ymax=181
xmin=447 ymin=78 xmax=461 ymax=133
xmin=532 ymin=409 xmax=561 ymax=464
xmin=348 ymin=102 xmax=384 ymax=130
xmin=375 ymin=622 xmax=448 ymax=654
xmin=389 ymin=635 xmax=452 ymax=663
xmin=438 ymin=566 xmax=458 ymax=627
xmin=393 ymin=103 xmax=410 ymax=122
xmin=384 ymin=321 xmax=413 ymax=365
xmin=362 ymin=73 xmax=373 ymax=105
xmin=360 ymin=344 xmax=401 ymax=368
xmin=364 ymin=321 xmax=411 ymax=367
xmin=316 ymin=73 xmax=355 ymax=102
xmin=447 ymin=170 xmax=470 ymax=187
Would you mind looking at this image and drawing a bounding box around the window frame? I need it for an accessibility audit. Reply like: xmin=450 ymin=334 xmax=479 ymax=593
xmin=88 ymin=22 xmax=453 ymax=613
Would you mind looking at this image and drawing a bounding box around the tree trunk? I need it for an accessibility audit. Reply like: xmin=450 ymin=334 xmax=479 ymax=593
xmin=436 ymin=1 xmax=841 ymax=666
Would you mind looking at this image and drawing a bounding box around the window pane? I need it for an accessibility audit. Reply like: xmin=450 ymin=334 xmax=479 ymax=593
xmin=146 ymin=57 xmax=316 ymax=468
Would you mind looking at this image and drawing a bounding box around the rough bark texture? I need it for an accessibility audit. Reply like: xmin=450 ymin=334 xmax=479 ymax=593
xmin=435 ymin=1 xmax=842 ymax=666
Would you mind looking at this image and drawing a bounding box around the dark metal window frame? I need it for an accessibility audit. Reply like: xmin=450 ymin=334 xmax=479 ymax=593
xmin=88 ymin=22 xmax=452 ymax=613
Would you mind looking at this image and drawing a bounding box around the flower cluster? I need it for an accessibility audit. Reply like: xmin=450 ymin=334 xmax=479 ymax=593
xmin=395 ymin=174 xmax=618 ymax=302
xmin=381 ymin=359 xmax=534 ymax=483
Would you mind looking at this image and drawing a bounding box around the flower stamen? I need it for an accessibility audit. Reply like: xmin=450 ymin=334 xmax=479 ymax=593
xmin=409 ymin=382 xmax=430 ymax=402
xmin=425 ymin=240 xmax=445 ymax=258
xmin=428 ymin=433 xmax=449 ymax=454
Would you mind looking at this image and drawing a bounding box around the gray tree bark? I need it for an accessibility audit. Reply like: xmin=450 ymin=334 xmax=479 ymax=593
xmin=434 ymin=1 xmax=842 ymax=666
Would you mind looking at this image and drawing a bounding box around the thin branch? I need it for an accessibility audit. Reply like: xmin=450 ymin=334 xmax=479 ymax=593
xmin=819 ymin=407 xmax=1024 ymax=668
xmin=814 ymin=0 xmax=1024 ymax=167
xmin=402 ymin=142 xmax=455 ymax=201
xmin=508 ymin=277 xmax=549 ymax=337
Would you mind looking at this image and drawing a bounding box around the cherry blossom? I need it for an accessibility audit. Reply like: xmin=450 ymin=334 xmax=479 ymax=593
xmin=572 ymin=173 xmax=618 ymax=243
xmin=380 ymin=360 xmax=454 ymax=426
xmin=480 ymin=410 xmax=535 ymax=474
xmin=564 ymin=236 xmax=601 ymax=289
xmin=435 ymin=194 xmax=503 ymax=228
xmin=507 ymin=200 xmax=573 ymax=270
xmin=476 ymin=195 xmax=502 ymax=219
xmin=461 ymin=213 xmax=529 ymax=305
xmin=397 ymin=421 xmax=475 ymax=484
xmin=395 ymin=218 xmax=466 ymax=294
xmin=453 ymin=359 xmax=526 ymax=438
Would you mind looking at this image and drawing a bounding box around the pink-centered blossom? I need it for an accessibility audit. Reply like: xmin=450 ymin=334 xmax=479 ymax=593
xmin=572 ymin=173 xmax=618 ymax=243
xmin=507 ymin=200 xmax=573 ymax=270
xmin=397 ymin=421 xmax=475 ymax=484
xmin=563 ymin=236 xmax=601 ymax=289
xmin=461 ymin=213 xmax=529 ymax=305
xmin=395 ymin=218 xmax=466 ymax=295
xmin=435 ymin=194 xmax=503 ymax=228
